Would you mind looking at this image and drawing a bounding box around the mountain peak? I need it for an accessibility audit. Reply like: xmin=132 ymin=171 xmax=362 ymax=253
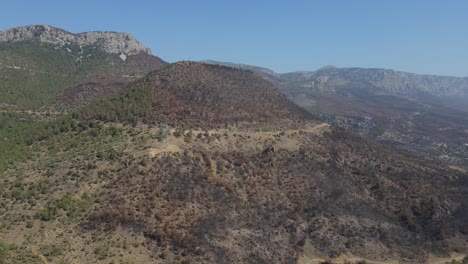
xmin=0 ymin=24 xmax=152 ymax=55
xmin=317 ymin=65 xmax=337 ymax=71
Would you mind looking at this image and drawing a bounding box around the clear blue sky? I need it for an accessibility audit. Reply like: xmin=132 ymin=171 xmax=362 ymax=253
xmin=1 ymin=1 xmax=467 ymax=76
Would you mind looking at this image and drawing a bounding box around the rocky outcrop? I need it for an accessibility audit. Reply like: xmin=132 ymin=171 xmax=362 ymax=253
xmin=0 ymin=25 xmax=152 ymax=55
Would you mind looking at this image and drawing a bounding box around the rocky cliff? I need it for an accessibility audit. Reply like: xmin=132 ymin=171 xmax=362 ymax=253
xmin=0 ymin=25 xmax=152 ymax=55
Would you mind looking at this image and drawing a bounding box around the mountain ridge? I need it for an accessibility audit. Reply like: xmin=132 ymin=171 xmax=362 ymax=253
xmin=0 ymin=25 xmax=152 ymax=55
xmin=204 ymin=60 xmax=468 ymax=168
xmin=84 ymin=61 xmax=315 ymax=129
xmin=204 ymin=60 xmax=468 ymax=112
xmin=204 ymin=60 xmax=468 ymax=78
xmin=281 ymin=67 xmax=468 ymax=102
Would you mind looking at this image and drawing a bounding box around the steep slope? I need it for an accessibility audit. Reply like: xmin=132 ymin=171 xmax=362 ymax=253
xmin=0 ymin=25 xmax=166 ymax=109
xmin=205 ymin=61 xmax=468 ymax=169
xmin=202 ymin=60 xmax=285 ymax=100
xmin=84 ymin=127 xmax=467 ymax=263
xmin=0 ymin=62 xmax=466 ymax=263
xmin=84 ymin=62 xmax=314 ymax=129
xmin=49 ymin=74 xmax=137 ymax=112
xmin=202 ymin=60 xmax=281 ymax=84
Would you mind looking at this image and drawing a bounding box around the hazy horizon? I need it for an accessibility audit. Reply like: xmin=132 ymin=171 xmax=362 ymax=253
xmin=2 ymin=0 xmax=468 ymax=77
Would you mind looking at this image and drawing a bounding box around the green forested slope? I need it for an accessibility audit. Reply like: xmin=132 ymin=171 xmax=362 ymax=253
xmin=0 ymin=41 xmax=164 ymax=108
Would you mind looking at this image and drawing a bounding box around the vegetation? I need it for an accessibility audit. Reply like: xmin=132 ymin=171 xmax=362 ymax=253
xmin=84 ymin=62 xmax=314 ymax=129
xmin=83 ymin=85 xmax=153 ymax=125
xmin=0 ymin=112 xmax=103 ymax=172
xmin=0 ymin=241 xmax=7 ymax=263
xmin=0 ymin=113 xmax=37 ymax=171
xmin=0 ymin=59 xmax=466 ymax=263
xmin=0 ymin=40 xmax=163 ymax=108
xmin=0 ymin=241 xmax=40 ymax=263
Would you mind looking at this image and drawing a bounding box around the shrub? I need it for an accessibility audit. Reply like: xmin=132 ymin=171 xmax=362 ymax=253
xmin=94 ymin=245 xmax=110 ymax=260
xmin=184 ymin=130 xmax=193 ymax=143
xmin=35 ymin=206 xmax=58 ymax=221
xmin=0 ymin=241 xmax=8 ymax=262
xmin=43 ymin=244 xmax=63 ymax=257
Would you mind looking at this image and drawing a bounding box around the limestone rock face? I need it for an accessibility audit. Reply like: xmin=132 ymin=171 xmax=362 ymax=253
xmin=0 ymin=25 xmax=152 ymax=55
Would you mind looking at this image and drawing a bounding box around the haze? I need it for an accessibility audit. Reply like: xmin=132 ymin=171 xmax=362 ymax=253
xmin=1 ymin=0 xmax=468 ymax=76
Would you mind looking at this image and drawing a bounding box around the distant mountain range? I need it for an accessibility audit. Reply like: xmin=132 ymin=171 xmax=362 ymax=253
xmin=204 ymin=60 xmax=468 ymax=110
xmin=204 ymin=61 xmax=468 ymax=168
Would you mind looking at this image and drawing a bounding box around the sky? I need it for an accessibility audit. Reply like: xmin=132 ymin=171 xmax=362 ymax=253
xmin=1 ymin=1 xmax=467 ymax=76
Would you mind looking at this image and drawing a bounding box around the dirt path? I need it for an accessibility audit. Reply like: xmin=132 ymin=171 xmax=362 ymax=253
xmin=144 ymin=122 xmax=331 ymax=157
xmin=147 ymin=144 xmax=182 ymax=157
xmin=449 ymin=165 xmax=467 ymax=173
xmin=427 ymin=253 xmax=467 ymax=264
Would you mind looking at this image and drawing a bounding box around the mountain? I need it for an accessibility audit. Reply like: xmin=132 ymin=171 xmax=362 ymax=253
xmin=0 ymin=26 xmax=467 ymax=263
xmin=0 ymin=25 xmax=152 ymax=55
xmin=0 ymin=61 xmax=466 ymax=263
xmin=0 ymin=25 xmax=166 ymax=109
xmin=52 ymin=74 xmax=138 ymax=111
xmin=202 ymin=60 xmax=280 ymax=83
xmin=205 ymin=61 xmax=468 ymax=169
xmin=281 ymin=67 xmax=468 ymax=112
xmin=280 ymin=67 xmax=468 ymax=168
xmin=84 ymin=61 xmax=314 ymax=129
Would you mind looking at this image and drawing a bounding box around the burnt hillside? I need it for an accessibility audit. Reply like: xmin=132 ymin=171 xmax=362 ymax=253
xmin=83 ymin=127 xmax=467 ymax=263
xmin=85 ymin=62 xmax=315 ymax=129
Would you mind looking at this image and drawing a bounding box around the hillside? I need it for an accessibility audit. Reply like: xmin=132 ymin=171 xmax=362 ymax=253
xmin=84 ymin=62 xmax=314 ymax=129
xmin=205 ymin=61 xmax=468 ymax=169
xmin=0 ymin=25 xmax=166 ymax=109
xmin=0 ymin=61 xmax=466 ymax=263
xmin=280 ymin=67 xmax=468 ymax=168
xmin=48 ymin=74 xmax=137 ymax=113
